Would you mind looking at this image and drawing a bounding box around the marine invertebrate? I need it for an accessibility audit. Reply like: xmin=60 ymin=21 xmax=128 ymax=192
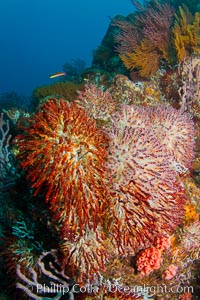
xmin=172 ymin=5 xmax=200 ymax=62
xmin=114 ymin=1 xmax=175 ymax=78
xmin=113 ymin=18 xmax=140 ymax=54
xmin=179 ymin=221 xmax=200 ymax=258
xmin=113 ymin=104 xmax=195 ymax=173
xmin=170 ymin=220 xmax=200 ymax=285
xmin=137 ymin=235 xmax=172 ymax=277
xmin=111 ymin=104 xmax=150 ymax=130
xmin=13 ymin=97 xmax=196 ymax=282
xmin=184 ymin=203 xmax=198 ymax=224
xmin=178 ymin=56 xmax=200 ymax=117
xmin=0 ymin=113 xmax=12 ymax=179
xmin=120 ymin=40 xmax=161 ymax=78
xmin=106 ymin=108 xmax=186 ymax=252
xmin=179 ymin=292 xmax=192 ymax=300
xmin=136 ymin=247 xmax=162 ymax=276
xmin=15 ymin=99 xmax=109 ymax=240
xmin=75 ymin=84 xmax=116 ymax=123
xmin=150 ymin=105 xmax=196 ymax=171
xmin=16 ymin=250 xmax=74 ymax=300
xmin=154 ymin=236 xmax=171 ymax=251
xmin=0 ymin=216 xmax=47 ymax=286
xmin=164 ymin=264 xmax=178 ymax=280
xmin=61 ymin=226 xmax=109 ymax=276
xmin=32 ymin=82 xmax=84 ymax=109
xmin=136 ymin=1 xmax=174 ymax=61
xmin=3 ymin=237 xmax=39 ymax=278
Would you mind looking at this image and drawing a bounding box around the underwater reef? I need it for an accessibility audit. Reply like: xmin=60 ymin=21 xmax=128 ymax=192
xmin=0 ymin=0 xmax=200 ymax=299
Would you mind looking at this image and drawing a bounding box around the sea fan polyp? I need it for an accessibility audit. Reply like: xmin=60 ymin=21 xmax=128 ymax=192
xmin=15 ymin=98 xmax=110 ymax=239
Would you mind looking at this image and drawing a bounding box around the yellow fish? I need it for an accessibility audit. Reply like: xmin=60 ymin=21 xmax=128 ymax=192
xmin=49 ymin=71 xmax=66 ymax=79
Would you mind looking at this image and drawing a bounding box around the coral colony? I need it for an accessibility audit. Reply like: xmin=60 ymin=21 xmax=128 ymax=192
xmin=0 ymin=0 xmax=200 ymax=299
xmin=0 ymin=113 xmax=12 ymax=179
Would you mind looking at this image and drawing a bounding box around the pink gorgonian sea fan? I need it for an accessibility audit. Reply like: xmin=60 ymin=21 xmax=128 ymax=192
xmin=106 ymin=106 xmax=187 ymax=253
xmin=150 ymin=105 xmax=196 ymax=173
xmin=61 ymin=226 xmax=109 ymax=276
xmin=113 ymin=104 xmax=196 ymax=173
xmin=75 ymin=84 xmax=117 ymax=123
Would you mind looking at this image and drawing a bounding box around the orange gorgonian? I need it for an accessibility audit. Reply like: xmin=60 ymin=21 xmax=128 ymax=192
xmin=15 ymin=98 xmax=110 ymax=240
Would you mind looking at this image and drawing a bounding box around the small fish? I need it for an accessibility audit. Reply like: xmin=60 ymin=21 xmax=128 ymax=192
xmin=49 ymin=71 xmax=66 ymax=79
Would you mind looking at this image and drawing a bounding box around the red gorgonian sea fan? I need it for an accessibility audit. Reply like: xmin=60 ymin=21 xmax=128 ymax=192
xmin=15 ymin=98 xmax=109 ymax=240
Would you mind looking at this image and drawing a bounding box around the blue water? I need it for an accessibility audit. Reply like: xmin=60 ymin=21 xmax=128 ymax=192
xmin=0 ymin=0 xmax=133 ymax=96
